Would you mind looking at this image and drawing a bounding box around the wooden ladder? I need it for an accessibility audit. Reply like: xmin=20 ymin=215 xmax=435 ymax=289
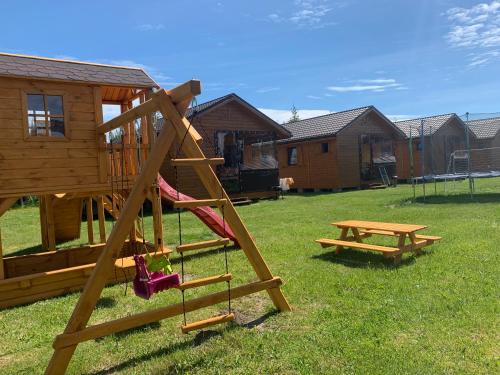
xmin=179 ymin=273 xmax=234 ymax=333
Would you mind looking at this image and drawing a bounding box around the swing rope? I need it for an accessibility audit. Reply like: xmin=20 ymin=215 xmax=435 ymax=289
xmin=171 ymin=98 xmax=233 ymax=327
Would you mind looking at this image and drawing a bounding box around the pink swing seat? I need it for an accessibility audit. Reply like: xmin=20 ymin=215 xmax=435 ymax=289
xmin=133 ymin=254 xmax=180 ymax=300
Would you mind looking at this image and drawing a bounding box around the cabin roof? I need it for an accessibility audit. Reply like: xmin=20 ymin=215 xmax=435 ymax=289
xmin=466 ymin=117 xmax=500 ymax=139
xmin=278 ymin=106 xmax=404 ymax=143
xmin=0 ymin=53 xmax=158 ymax=88
xmin=394 ymin=113 xmax=463 ymax=138
xmin=186 ymin=93 xmax=291 ymax=138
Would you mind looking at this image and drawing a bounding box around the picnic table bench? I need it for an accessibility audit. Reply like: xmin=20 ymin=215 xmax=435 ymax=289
xmin=315 ymin=220 xmax=441 ymax=264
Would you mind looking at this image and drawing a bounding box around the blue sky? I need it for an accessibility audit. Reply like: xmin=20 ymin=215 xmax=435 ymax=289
xmin=1 ymin=0 xmax=499 ymax=122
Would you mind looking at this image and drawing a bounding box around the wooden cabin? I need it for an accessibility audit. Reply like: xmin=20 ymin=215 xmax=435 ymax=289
xmin=393 ymin=114 xmax=471 ymax=179
xmin=0 ymin=52 xmax=178 ymax=308
xmin=276 ymin=106 xmax=406 ymax=190
xmin=158 ymin=93 xmax=291 ymax=199
xmin=467 ymin=117 xmax=500 ymax=172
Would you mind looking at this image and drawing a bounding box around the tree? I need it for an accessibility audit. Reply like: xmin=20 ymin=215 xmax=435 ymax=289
xmin=287 ymin=105 xmax=300 ymax=123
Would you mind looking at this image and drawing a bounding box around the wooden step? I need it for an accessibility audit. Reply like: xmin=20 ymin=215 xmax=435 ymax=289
xmin=176 ymin=238 xmax=230 ymax=253
xmin=181 ymin=313 xmax=235 ymax=334
xmin=360 ymin=229 xmax=442 ymax=242
xmin=315 ymin=238 xmax=400 ymax=253
xmin=170 ymin=158 xmax=225 ymax=167
xmin=173 ymin=199 xmax=226 ymax=209
xmin=177 ymin=273 xmax=232 ymax=291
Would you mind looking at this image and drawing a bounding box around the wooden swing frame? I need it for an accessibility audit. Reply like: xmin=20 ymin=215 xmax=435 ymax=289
xmin=45 ymin=81 xmax=291 ymax=374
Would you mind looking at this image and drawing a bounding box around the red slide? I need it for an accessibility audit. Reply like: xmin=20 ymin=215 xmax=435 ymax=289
xmin=157 ymin=176 xmax=238 ymax=245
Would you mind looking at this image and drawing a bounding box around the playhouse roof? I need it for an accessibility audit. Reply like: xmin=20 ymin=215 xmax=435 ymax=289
xmin=466 ymin=117 xmax=500 ymax=139
xmin=278 ymin=105 xmax=404 ymax=143
xmin=394 ymin=113 xmax=464 ymax=138
xmin=0 ymin=53 xmax=158 ymax=88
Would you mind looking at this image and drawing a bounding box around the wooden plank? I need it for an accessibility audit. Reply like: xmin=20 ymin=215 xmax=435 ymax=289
xmin=97 ymin=98 xmax=157 ymax=134
xmin=176 ymin=238 xmax=230 ymax=253
xmin=93 ymin=87 xmax=108 ymax=183
xmin=156 ymin=92 xmax=290 ymax=312
xmin=359 ymin=229 xmax=441 ymax=241
xmin=181 ymin=313 xmax=234 ymax=334
xmin=0 ymin=158 xmax=97 ymax=170
xmin=170 ymin=158 xmax=225 ymax=166
xmin=96 ymin=196 xmax=106 ymax=243
xmin=173 ymin=199 xmax=226 ymax=209
xmin=333 ymin=220 xmax=427 ymax=233
xmin=177 ymin=273 xmax=232 ymax=291
xmin=52 ymin=277 xmax=282 ymax=350
xmin=315 ymin=239 xmax=400 ymax=253
xmin=45 ymin=196 xmax=56 ymax=251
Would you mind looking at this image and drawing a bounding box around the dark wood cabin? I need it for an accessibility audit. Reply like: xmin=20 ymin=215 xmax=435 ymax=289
xmin=467 ymin=117 xmax=500 ymax=172
xmin=277 ymin=106 xmax=406 ymax=190
xmin=0 ymin=52 xmax=168 ymax=307
xmin=159 ymin=93 xmax=291 ymax=199
xmin=394 ymin=114 xmax=472 ymax=179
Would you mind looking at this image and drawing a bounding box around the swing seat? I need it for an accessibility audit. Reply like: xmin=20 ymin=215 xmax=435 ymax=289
xmin=133 ymin=255 xmax=180 ymax=300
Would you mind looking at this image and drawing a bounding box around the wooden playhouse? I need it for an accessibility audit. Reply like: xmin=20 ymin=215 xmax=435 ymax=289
xmin=0 ymin=53 xmax=290 ymax=373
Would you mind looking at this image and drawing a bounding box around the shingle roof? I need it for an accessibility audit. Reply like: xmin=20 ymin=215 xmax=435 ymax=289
xmin=466 ymin=117 xmax=500 ymax=139
xmin=0 ymin=53 xmax=158 ymax=88
xmin=394 ymin=113 xmax=459 ymax=138
xmin=277 ymin=106 xmax=375 ymax=143
xmin=158 ymin=93 xmax=291 ymax=138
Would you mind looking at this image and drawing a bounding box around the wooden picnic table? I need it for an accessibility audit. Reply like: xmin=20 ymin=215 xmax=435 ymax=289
xmin=315 ymin=220 xmax=441 ymax=264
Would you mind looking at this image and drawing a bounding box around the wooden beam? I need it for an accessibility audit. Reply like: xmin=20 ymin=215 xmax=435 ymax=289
xmin=97 ymin=97 xmax=158 ymax=134
xmin=86 ymin=197 xmax=94 ymax=245
xmin=170 ymin=158 xmax=225 ymax=167
xmin=52 ymin=277 xmax=282 ymax=350
xmin=96 ymin=196 xmax=106 ymax=243
xmin=156 ymin=93 xmax=291 ymax=313
xmin=0 ymin=197 xmax=17 ymax=217
xmin=46 ymin=122 xmax=179 ymax=374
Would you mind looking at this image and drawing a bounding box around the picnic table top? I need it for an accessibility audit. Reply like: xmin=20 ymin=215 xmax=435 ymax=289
xmin=332 ymin=220 xmax=427 ymax=233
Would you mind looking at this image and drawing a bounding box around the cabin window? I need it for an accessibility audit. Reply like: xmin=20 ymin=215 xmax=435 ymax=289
xmin=26 ymin=94 xmax=65 ymax=138
xmin=321 ymin=142 xmax=329 ymax=153
xmin=287 ymin=147 xmax=298 ymax=166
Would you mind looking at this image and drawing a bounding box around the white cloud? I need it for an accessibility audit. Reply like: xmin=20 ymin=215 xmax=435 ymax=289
xmin=259 ymin=108 xmax=331 ymax=123
xmin=307 ymin=95 xmax=322 ymax=99
xmin=445 ymin=1 xmax=500 ymax=66
xmin=256 ymin=86 xmax=280 ymax=93
xmin=267 ymin=0 xmax=334 ymax=29
xmin=326 ymin=78 xmax=406 ymax=93
xmin=136 ymin=23 xmax=165 ymax=31
xmin=387 ymin=115 xmax=418 ymax=122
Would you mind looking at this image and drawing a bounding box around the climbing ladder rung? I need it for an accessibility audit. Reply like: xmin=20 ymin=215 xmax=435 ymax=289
xmin=170 ymin=158 xmax=225 ymax=166
xmin=177 ymin=273 xmax=232 ymax=291
xmin=176 ymin=238 xmax=230 ymax=253
xmin=181 ymin=313 xmax=235 ymax=334
xmin=173 ymin=199 xmax=226 ymax=209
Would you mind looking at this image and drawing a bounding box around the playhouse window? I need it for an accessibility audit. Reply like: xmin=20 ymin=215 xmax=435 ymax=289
xmin=26 ymin=94 xmax=65 ymax=137
xmin=321 ymin=142 xmax=329 ymax=153
xmin=287 ymin=147 xmax=298 ymax=165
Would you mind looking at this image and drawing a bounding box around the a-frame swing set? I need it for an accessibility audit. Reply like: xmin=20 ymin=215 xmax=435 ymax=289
xmin=45 ymin=81 xmax=291 ymax=374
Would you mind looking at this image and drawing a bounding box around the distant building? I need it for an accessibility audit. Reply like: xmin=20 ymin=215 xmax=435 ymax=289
xmin=277 ymin=106 xmax=406 ymax=190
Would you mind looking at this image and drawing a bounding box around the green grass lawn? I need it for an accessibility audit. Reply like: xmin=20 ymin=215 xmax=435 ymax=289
xmin=0 ymin=179 xmax=499 ymax=374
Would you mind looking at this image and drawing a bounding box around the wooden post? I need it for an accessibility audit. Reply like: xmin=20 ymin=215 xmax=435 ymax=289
xmin=45 ymin=196 xmax=56 ymax=251
xmin=96 ymin=196 xmax=106 ymax=243
xmin=94 ymin=87 xmax=107 ymax=183
xmin=156 ymin=92 xmax=291 ymax=312
xmin=86 ymin=197 xmax=94 ymax=245
xmin=0 ymin=227 xmax=4 ymax=280
xmin=39 ymin=196 xmax=49 ymax=251
xmin=45 ymin=123 xmax=178 ymax=375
